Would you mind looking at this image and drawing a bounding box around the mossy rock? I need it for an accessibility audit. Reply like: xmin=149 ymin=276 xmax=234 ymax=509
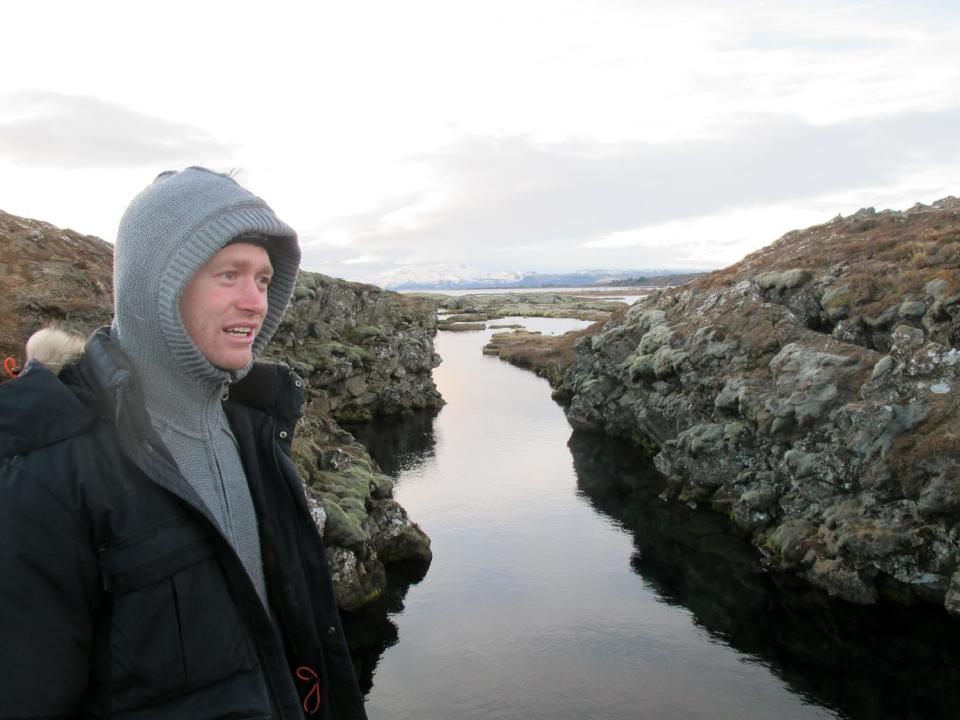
xmin=321 ymin=498 xmax=369 ymax=547
xmin=441 ymin=313 xmax=491 ymax=323
xmin=439 ymin=322 xmax=487 ymax=332
xmin=638 ymin=323 xmax=675 ymax=355
xmin=627 ymin=431 xmax=659 ymax=457
xmin=288 ymin=359 xmax=315 ymax=376
xmin=335 ymin=405 xmax=374 ymax=424
xmin=293 ymin=285 xmax=315 ymax=301
xmin=652 ymin=346 xmax=688 ymax=378
xmin=624 ymin=353 xmax=656 ymax=380
xmin=821 ymin=285 xmax=855 ymax=320
xmin=764 ymin=520 xmax=817 ymax=567
xmin=309 ymin=465 xmax=377 ymax=501
xmin=756 ymin=269 xmax=812 ymax=291
xmin=324 ymin=341 xmax=371 ymax=363
xmin=344 ymin=325 xmax=385 ymax=344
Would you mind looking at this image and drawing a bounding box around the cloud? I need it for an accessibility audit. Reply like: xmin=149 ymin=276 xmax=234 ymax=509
xmin=308 ymin=105 xmax=960 ymax=275
xmin=0 ymin=91 xmax=234 ymax=168
xmin=343 ymin=253 xmax=388 ymax=265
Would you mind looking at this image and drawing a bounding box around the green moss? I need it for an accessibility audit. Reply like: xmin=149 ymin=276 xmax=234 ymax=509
xmin=821 ymin=286 xmax=855 ymax=310
xmin=442 ymin=313 xmax=492 ymax=323
xmin=309 ymin=465 xmax=378 ymax=500
xmin=354 ymin=585 xmax=384 ymax=606
xmin=438 ymin=323 xmax=487 ymax=332
xmin=335 ymin=406 xmax=373 ymax=424
xmin=293 ymin=285 xmax=314 ymax=301
xmin=628 ymin=432 xmax=659 ymax=458
xmin=320 ymin=498 xmax=369 ymax=547
xmin=296 ymin=340 xmax=371 ymax=369
xmin=344 ymin=325 xmax=384 ymax=343
xmin=288 ymin=359 xmax=314 ymax=376
xmin=324 ymin=341 xmax=370 ymax=363
xmin=369 ymin=472 xmax=394 ymax=499
xmin=625 ymin=353 xmax=656 ymax=379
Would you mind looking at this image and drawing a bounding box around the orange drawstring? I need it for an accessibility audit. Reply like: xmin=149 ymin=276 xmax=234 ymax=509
xmin=295 ymin=665 xmax=322 ymax=714
xmin=3 ymin=357 xmax=20 ymax=378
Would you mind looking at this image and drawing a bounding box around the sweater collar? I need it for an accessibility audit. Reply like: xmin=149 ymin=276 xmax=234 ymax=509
xmin=141 ymin=368 xmax=228 ymax=439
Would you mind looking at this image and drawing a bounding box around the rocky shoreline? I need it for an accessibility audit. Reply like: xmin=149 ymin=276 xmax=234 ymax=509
xmin=0 ymin=209 xmax=438 ymax=610
xmin=491 ymin=199 xmax=960 ymax=616
xmin=268 ymin=273 xmax=441 ymax=608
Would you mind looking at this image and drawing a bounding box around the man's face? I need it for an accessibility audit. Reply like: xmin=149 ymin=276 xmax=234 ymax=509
xmin=179 ymin=242 xmax=273 ymax=371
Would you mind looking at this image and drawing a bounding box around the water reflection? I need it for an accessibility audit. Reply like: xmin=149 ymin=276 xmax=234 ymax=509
xmin=341 ymin=410 xmax=438 ymax=691
xmin=341 ymin=562 xmax=429 ymax=694
xmin=569 ymin=431 xmax=960 ymax=720
xmin=344 ymin=409 xmax=438 ymax=479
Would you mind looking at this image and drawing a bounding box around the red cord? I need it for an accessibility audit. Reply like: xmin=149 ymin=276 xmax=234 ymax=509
xmin=295 ymin=665 xmax=322 ymax=714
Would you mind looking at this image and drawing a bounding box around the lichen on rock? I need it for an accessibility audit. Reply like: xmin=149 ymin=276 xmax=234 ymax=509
xmin=558 ymin=197 xmax=960 ymax=614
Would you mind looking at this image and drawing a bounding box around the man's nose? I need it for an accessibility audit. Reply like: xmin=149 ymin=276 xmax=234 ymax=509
xmin=236 ymin=277 xmax=268 ymax=314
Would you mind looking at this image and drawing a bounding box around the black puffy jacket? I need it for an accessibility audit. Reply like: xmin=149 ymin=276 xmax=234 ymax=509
xmin=0 ymin=330 xmax=367 ymax=720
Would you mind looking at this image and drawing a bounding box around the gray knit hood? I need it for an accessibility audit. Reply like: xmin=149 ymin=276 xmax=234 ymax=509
xmin=112 ymin=166 xmax=299 ymax=390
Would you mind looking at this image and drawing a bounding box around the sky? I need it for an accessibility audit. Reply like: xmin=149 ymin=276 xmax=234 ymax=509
xmin=1 ymin=0 xmax=959 ymax=286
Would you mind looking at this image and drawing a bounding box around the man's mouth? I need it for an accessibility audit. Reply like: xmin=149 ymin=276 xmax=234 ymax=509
xmin=225 ymin=325 xmax=257 ymax=338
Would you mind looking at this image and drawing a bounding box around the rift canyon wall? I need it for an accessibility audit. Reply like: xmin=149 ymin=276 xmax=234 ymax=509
xmin=559 ymin=198 xmax=960 ymax=613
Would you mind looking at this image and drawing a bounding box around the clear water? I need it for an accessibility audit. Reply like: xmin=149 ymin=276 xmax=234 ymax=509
xmin=344 ymin=319 xmax=960 ymax=720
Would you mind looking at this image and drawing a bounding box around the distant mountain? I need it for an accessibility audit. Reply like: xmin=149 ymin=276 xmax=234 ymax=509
xmin=372 ymin=264 xmax=699 ymax=291
xmin=605 ymin=271 xmax=709 ymax=287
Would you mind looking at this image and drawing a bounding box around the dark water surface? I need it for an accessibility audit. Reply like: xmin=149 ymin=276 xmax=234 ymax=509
xmin=344 ymin=318 xmax=960 ymax=720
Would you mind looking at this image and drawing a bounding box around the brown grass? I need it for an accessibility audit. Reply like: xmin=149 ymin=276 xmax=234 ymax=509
xmin=483 ymin=320 xmax=606 ymax=387
xmin=696 ymin=204 xmax=960 ymax=319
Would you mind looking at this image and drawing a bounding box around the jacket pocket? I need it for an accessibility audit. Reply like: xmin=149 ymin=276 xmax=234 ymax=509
xmin=100 ymin=518 xmax=259 ymax=711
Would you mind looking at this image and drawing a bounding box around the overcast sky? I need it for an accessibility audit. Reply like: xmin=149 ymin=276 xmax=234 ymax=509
xmin=1 ymin=0 xmax=958 ymax=285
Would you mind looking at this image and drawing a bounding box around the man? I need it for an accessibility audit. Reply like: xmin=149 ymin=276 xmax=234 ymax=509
xmin=0 ymin=167 xmax=367 ymax=719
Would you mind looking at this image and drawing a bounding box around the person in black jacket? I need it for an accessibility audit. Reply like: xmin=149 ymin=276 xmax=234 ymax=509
xmin=0 ymin=167 xmax=368 ymax=719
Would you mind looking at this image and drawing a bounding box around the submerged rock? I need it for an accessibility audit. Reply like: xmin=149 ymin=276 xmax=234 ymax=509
xmin=560 ymin=197 xmax=960 ymax=613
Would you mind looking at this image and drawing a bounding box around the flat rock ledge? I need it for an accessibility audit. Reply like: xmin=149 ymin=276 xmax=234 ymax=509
xmin=559 ymin=198 xmax=960 ymax=614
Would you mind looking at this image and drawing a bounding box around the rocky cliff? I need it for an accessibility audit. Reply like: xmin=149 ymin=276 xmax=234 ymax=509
xmin=272 ymin=273 xmax=443 ymax=422
xmin=560 ymin=198 xmax=960 ymax=614
xmin=0 ymin=209 xmax=437 ymax=609
xmin=266 ymin=273 xmax=442 ymax=608
xmin=0 ymin=209 xmax=114 ymax=363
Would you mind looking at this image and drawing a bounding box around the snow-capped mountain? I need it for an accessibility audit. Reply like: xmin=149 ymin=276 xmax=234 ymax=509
xmin=369 ymin=264 xmax=682 ymax=291
xmin=371 ymin=264 xmax=528 ymax=289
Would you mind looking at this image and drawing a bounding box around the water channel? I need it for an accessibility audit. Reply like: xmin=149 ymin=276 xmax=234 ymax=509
xmin=344 ymin=317 xmax=960 ymax=720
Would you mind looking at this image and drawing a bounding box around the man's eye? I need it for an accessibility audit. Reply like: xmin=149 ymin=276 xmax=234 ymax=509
xmin=223 ymin=271 xmax=239 ymax=280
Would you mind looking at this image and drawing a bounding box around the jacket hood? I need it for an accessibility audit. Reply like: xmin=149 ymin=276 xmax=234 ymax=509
xmin=0 ymin=365 xmax=95 ymax=459
xmin=112 ymin=166 xmax=300 ymax=388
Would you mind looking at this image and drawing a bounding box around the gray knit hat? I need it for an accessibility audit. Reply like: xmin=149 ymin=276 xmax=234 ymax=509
xmin=112 ymin=166 xmax=300 ymax=386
